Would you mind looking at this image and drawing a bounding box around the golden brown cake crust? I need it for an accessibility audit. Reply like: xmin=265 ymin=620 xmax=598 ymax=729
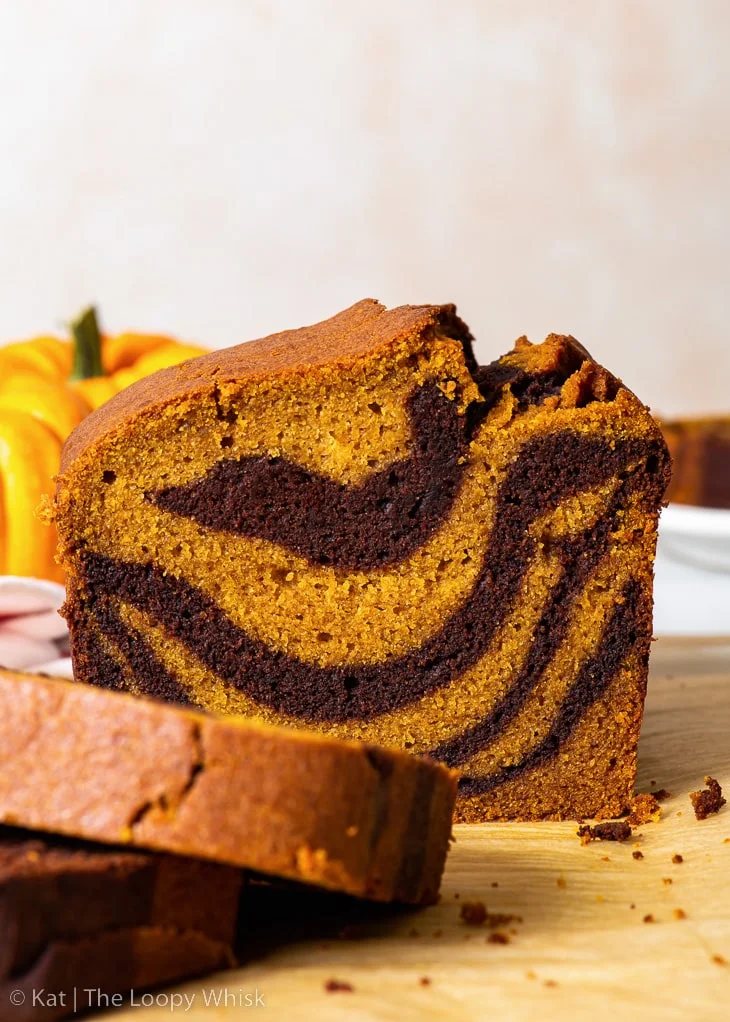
xmin=60 ymin=300 xmax=473 ymax=474
xmin=0 ymin=668 xmax=456 ymax=905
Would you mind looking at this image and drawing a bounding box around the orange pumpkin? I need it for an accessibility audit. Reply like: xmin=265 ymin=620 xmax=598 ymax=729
xmin=0 ymin=307 xmax=206 ymax=580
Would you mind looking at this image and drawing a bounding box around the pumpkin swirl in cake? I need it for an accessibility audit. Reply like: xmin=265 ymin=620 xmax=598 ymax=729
xmin=54 ymin=300 xmax=670 ymax=822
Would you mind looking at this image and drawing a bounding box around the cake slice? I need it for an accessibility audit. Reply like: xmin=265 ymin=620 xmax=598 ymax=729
xmin=0 ymin=827 xmax=239 ymax=1020
xmin=661 ymin=415 xmax=730 ymax=508
xmin=54 ymin=300 xmax=670 ymax=821
xmin=0 ymin=667 xmax=455 ymax=904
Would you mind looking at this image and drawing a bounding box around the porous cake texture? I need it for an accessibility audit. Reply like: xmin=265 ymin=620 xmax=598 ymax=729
xmin=54 ymin=300 xmax=670 ymax=821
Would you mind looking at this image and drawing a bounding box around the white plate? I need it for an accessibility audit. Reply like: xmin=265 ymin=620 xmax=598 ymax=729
xmin=659 ymin=503 xmax=730 ymax=573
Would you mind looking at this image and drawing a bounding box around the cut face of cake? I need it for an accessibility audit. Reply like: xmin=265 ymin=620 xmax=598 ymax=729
xmin=54 ymin=300 xmax=670 ymax=822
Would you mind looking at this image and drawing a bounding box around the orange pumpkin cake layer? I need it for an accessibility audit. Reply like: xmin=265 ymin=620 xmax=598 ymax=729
xmin=54 ymin=300 xmax=670 ymax=821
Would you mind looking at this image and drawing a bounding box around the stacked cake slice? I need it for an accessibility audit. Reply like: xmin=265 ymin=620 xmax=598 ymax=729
xmin=0 ymin=666 xmax=456 ymax=1018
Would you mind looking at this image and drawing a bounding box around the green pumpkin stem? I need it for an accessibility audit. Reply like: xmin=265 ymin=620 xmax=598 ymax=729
xmin=69 ymin=306 xmax=105 ymax=381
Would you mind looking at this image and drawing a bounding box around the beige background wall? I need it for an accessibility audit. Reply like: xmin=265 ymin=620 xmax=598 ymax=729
xmin=0 ymin=1 xmax=727 ymax=415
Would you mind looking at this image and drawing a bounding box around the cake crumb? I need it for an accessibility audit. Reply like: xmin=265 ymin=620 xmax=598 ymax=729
xmin=643 ymin=914 xmax=655 ymax=924
xmin=543 ymin=979 xmax=558 ymax=988
xmin=712 ymin=955 xmax=728 ymax=967
xmin=419 ymin=977 xmax=431 ymax=987
xmin=673 ymin=908 xmax=686 ymax=920
xmin=653 ymin=789 xmax=672 ymax=801
xmin=689 ymin=777 xmax=726 ymax=820
xmin=487 ymin=912 xmax=522 ymax=929
xmin=525 ymin=970 xmax=537 ymax=980
xmin=487 ymin=931 xmax=510 ymax=944
xmin=672 ymin=854 xmax=684 ymax=864
xmin=491 ymin=881 xmax=499 ymax=888
xmin=627 ymin=793 xmax=662 ymax=826
xmin=557 ymin=874 xmax=567 ymax=888
xmin=662 ymin=877 xmax=672 ymax=885
xmin=325 ymin=979 xmax=354 ymax=993
xmin=578 ymin=821 xmax=632 ymax=844
xmin=630 ymin=903 xmax=636 ymax=909
xmin=460 ymin=901 xmax=487 ymax=926
xmin=632 ymin=850 xmax=644 ymax=860
xmin=723 ymin=837 xmax=730 ymax=844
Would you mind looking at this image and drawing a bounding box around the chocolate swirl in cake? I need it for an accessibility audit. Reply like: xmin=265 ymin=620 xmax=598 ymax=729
xmin=75 ymin=427 xmax=668 ymax=786
xmin=150 ymin=382 xmax=470 ymax=570
xmin=148 ymin=366 xmax=579 ymax=572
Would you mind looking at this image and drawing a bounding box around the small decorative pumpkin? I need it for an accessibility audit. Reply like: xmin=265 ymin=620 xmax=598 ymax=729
xmin=0 ymin=308 xmax=206 ymax=580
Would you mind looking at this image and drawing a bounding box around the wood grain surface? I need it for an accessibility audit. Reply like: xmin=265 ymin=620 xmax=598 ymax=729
xmin=94 ymin=638 xmax=730 ymax=1022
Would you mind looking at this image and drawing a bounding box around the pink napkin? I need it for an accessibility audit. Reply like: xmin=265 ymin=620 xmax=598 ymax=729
xmin=0 ymin=577 xmax=73 ymax=677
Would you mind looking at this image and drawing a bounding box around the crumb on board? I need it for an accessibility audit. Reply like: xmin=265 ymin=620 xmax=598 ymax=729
xmin=653 ymin=789 xmax=672 ymax=801
xmin=712 ymin=955 xmax=728 ymax=967
xmin=643 ymin=914 xmax=655 ymax=924
xmin=460 ymin=901 xmax=487 ymax=926
xmin=487 ymin=932 xmax=510 ymax=944
xmin=630 ymin=903 xmax=636 ymax=909
xmin=487 ymin=912 xmax=523 ymax=929
xmin=689 ymin=777 xmax=726 ymax=820
xmin=673 ymin=908 xmax=687 ymax=920
xmin=525 ymin=970 xmax=536 ymax=980
xmin=419 ymin=977 xmax=431 ymax=987
xmin=632 ymin=850 xmax=644 ymax=860
xmin=325 ymin=979 xmax=354 ymax=993
xmin=491 ymin=881 xmax=499 ymax=888
xmin=627 ymin=793 xmax=663 ymax=826
xmin=662 ymin=877 xmax=672 ymax=885
xmin=601 ymin=855 xmax=611 ymax=862
xmin=578 ymin=821 xmax=632 ymax=844
xmin=543 ymin=979 xmax=558 ymax=988
xmin=557 ymin=874 xmax=567 ymax=888
xmin=672 ymin=854 xmax=684 ymax=864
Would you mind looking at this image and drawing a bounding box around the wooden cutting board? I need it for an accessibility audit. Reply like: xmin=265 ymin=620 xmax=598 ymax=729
xmin=100 ymin=638 xmax=730 ymax=1021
